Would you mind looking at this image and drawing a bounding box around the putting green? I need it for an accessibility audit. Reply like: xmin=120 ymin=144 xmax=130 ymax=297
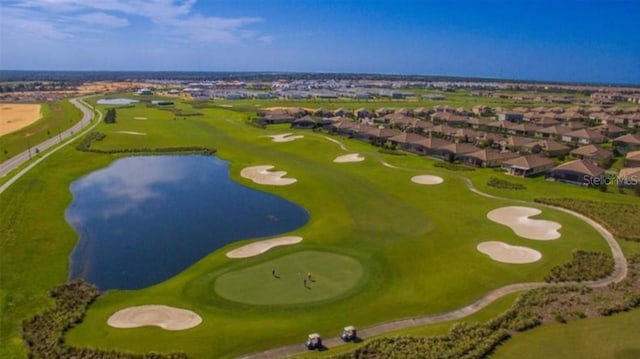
xmin=214 ymin=251 xmax=364 ymax=305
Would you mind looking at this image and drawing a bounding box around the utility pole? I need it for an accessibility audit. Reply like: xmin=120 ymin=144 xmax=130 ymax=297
xmin=27 ymin=139 xmax=31 ymax=159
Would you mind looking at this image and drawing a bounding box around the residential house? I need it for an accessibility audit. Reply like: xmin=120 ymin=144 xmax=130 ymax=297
xmin=434 ymin=142 xmax=480 ymax=162
xmin=612 ymin=134 xmax=640 ymax=153
xmin=546 ymin=159 xmax=605 ymax=186
xmin=561 ymin=129 xmax=606 ymax=145
xmin=502 ymin=122 xmax=540 ymax=137
xmin=460 ymin=149 xmax=519 ymax=168
xmin=535 ymin=125 xmax=572 ymax=140
xmin=570 ymin=145 xmax=613 ymax=165
xmin=593 ymin=123 xmax=627 ymax=138
xmin=618 ymin=167 xmax=640 ymax=188
xmin=497 ymin=112 xmax=524 ymax=122
xmin=354 ymin=108 xmax=371 ymax=119
xmin=500 ymin=136 xmax=536 ymax=151
xmin=626 ymin=151 xmax=640 ymax=168
xmin=466 ymin=117 xmax=493 ymax=130
xmin=414 ymin=137 xmax=451 ymax=156
xmin=291 ymin=116 xmax=317 ymax=129
xmin=522 ymin=140 xmax=570 ymax=157
xmin=501 ymin=155 xmax=555 ymax=177
xmin=388 ymin=132 xmax=428 ymax=153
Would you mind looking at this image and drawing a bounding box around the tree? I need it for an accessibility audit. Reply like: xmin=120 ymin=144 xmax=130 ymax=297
xmin=104 ymin=108 xmax=117 ymax=124
xmin=531 ymin=144 xmax=543 ymax=154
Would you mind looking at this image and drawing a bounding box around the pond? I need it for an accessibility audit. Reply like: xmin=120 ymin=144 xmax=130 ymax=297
xmin=66 ymin=156 xmax=309 ymax=291
xmin=97 ymin=98 xmax=139 ymax=105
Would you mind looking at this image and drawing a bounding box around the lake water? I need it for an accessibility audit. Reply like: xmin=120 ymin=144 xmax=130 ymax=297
xmin=97 ymin=98 xmax=139 ymax=105
xmin=66 ymin=156 xmax=309 ymax=291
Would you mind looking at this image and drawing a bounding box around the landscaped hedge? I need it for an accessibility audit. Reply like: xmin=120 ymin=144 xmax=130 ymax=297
xmin=434 ymin=162 xmax=475 ymax=171
xmin=487 ymin=177 xmax=526 ymax=190
xmin=545 ymin=250 xmax=614 ymax=283
xmin=534 ymin=198 xmax=640 ymax=241
xmin=76 ymin=132 xmax=216 ymax=156
xmin=76 ymin=131 xmax=106 ymax=151
xmin=21 ymin=280 xmax=188 ymax=358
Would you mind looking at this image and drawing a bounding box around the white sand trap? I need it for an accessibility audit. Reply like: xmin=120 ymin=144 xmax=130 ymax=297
xmin=477 ymin=241 xmax=542 ymax=264
xmin=114 ymin=131 xmax=146 ymax=135
xmin=107 ymin=305 xmax=202 ymax=331
xmin=133 ymin=117 xmax=147 ymax=120
xmin=240 ymin=165 xmax=297 ymax=186
xmin=269 ymin=133 xmax=304 ymax=142
xmin=487 ymin=206 xmax=562 ymax=240
xmin=227 ymin=236 xmax=303 ymax=258
xmin=411 ymin=175 xmax=444 ymax=185
xmin=333 ymin=153 xmax=365 ymax=163
xmin=219 ymin=104 xmax=233 ymax=108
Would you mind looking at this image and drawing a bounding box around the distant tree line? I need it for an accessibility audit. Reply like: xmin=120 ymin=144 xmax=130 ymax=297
xmin=104 ymin=108 xmax=117 ymax=124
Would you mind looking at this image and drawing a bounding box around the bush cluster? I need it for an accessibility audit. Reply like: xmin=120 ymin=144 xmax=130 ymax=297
xmin=486 ymin=177 xmax=526 ymax=190
xmin=434 ymin=162 xmax=475 ymax=171
xmin=76 ymin=131 xmax=106 ymax=151
xmin=534 ymin=198 xmax=640 ymax=241
xmin=337 ymin=323 xmax=510 ymax=359
xmin=545 ymin=250 xmax=614 ymax=283
xmin=21 ymin=280 xmax=188 ymax=358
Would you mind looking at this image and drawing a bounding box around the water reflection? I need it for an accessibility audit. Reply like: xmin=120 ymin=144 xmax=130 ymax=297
xmin=66 ymin=156 xmax=308 ymax=291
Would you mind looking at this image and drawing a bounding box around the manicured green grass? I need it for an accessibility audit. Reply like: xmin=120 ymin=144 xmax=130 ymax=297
xmin=0 ymin=96 xmax=635 ymax=358
xmin=215 ymin=251 xmax=364 ymax=305
xmin=0 ymin=100 xmax=82 ymax=162
xmin=491 ymin=308 xmax=640 ymax=359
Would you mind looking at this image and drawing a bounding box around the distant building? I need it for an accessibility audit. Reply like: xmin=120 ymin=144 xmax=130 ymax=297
xmin=137 ymin=88 xmax=153 ymax=95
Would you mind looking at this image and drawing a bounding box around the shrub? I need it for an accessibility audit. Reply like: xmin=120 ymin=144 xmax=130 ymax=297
xmin=487 ymin=177 xmax=527 ymax=190
xmin=545 ymin=250 xmax=614 ymax=283
xmin=534 ymin=198 xmax=640 ymax=241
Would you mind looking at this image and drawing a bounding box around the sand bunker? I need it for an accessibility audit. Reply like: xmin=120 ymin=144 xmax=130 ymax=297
xmin=487 ymin=206 xmax=562 ymax=240
xmin=411 ymin=175 xmax=444 ymax=185
xmin=0 ymin=104 xmax=42 ymax=136
xmin=268 ymin=133 xmax=304 ymax=142
xmin=477 ymin=241 xmax=542 ymax=264
xmin=133 ymin=116 xmax=147 ymax=120
xmin=240 ymin=165 xmax=297 ymax=186
xmin=333 ymin=153 xmax=365 ymax=163
xmin=227 ymin=236 xmax=303 ymax=258
xmin=114 ymin=131 xmax=146 ymax=135
xmin=107 ymin=305 xmax=202 ymax=331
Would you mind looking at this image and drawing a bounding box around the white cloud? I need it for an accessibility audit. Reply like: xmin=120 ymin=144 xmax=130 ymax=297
xmin=76 ymin=12 xmax=129 ymax=28
xmin=3 ymin=0 xmax=268 ymax=43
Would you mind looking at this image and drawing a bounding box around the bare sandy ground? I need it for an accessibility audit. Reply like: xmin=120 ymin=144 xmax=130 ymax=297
xmin=114 ymin=131 xmax=146 ymax=135
xmin=107 ymin=305 xmax=202 ymax=331
xmin=0 ymin=103 xmax=41 ymax=136
xmin=411 ymin=175 xmax=444 ymax=185
xmin=133 ymin=117 xmax=147 ymax=120
xmin=240 ymin=165 xmax=297 ymax=185
xmin=333 ymin=153 xmax=365 ymax=163
xmin=226 ymin=236 xmax=303 ymax=258
xmin=477 ymin=241 xmax=542 ymax=264
xmin=268 ymin=133 xmax=304 ymax=142
xmin=487 ymin=206 xmax=562 ymax=240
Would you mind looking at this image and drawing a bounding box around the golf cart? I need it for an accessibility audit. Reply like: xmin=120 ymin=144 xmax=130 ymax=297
xmin=305 ymin=333 xmax=322 ymax=350
xmin=340 ymin=325 xmax=357 ymax=342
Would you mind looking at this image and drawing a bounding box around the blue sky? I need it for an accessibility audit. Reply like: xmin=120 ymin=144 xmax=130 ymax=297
xmin=0 ymin=0 xmax=638 ymax=84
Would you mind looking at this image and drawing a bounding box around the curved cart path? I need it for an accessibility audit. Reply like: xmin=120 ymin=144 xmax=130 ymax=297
xmin=237 ymin=155 xmax=627 ymax=359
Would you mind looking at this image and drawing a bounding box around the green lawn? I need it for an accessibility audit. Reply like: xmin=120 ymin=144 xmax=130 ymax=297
xmin=0 ymin=100 xmax=82 ymax=162
xmin=491 ymin=308 xmax=640 ymax=359
xmin=215 ymin=250 xmax=364 ymax=305
xmin=0 ymin=96 xmax=635 ymax=358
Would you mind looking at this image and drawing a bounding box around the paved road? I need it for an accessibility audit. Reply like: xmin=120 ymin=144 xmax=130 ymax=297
xmin=238 ymin=140 xmax=627 ymax=359
xmin=0 ymin=98 xmax=94 ymax=177
xmin=0 ymin=98 xmax=99 ymax=195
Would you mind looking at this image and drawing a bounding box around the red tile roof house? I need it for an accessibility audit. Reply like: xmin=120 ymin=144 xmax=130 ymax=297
xmin=626 ymin=151 xmax=640 ymax=168
xmin=522 ymin=140 xmax=571 ymax=157
xmin=330 ymin=119 xmax=359 ymax=135
xmin=291 ymin=115 xmax=317 ymax=129
xmin=593 ymin=123 xmax=627 ymax=138
xmin=613 ymin=133 xmax=640 ymax=154
xmin=617 ymin=167 xmax=640 ymax=188
xmin=546 ymin=159 xmax=606 ymax=187
xmin=384 ymin=113 xmax=418 ymax=130
xmin=434 ymin=142 xmax=480 ymax=162
xmin=535 ymin=125 xmax=572 ymax=140
xmin=501 ymin=154 xmax=555 ymax=177
xmin=502 ymin=121 xmax=541 ymax=137
xmin=354 ymin=107 xmax=372 ymax=119
xmin=499 ymin=136 xmax=536 ymax=152
xmin=407 ymin=120 xmax=434 ymax=134
xmin=460 ymin=149 xmax=519 ymax=168
xmin=561 ymin=129 xmax=606 ymax=145
xmin=360 ymin=126 xmax=400 ymax=146
xmin=570 ymin=144 xmax=613 ymax=165
xmin=414 ymin=137 xmax=451 ymax=156
xmin=387 ymin=132 xmax=429 ymax=153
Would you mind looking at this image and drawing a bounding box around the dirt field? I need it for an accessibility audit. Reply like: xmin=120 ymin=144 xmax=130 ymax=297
xmin=0 ymin=103 xmax=42 ymax=136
